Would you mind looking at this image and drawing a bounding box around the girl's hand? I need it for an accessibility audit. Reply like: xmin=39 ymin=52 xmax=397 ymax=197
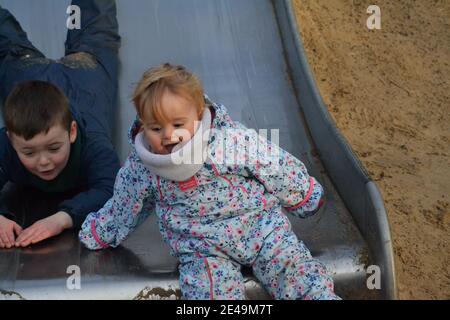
xmin=14 ymin=212 xmax=73 ymax=247
xmin=0 ymin=215 xmax=22 ymax=249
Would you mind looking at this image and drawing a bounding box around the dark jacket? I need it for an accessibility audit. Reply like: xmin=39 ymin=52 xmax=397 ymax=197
xmin=0 ymin=110 xmax=120 ymax=229
xmin=0 ymin=65 xmax=120 ymax=229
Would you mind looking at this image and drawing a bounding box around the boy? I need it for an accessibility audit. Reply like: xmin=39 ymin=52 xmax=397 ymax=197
xmin=0 ymin=0 xmax=121 ymax=248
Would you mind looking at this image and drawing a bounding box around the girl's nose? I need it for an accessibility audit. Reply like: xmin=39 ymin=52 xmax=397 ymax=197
xmin=163 ymin=128 xmax=182 ymax=143
xmin=162 ymin=127 xmax=174 ymax=140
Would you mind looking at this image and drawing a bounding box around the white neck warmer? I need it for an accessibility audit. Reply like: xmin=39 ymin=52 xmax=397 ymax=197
xmin=135 ymin=107 xmax=212 ymax=181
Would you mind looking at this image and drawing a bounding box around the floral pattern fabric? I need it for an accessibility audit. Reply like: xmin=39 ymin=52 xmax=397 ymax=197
xmin=79 ymin=100 xmax=339 ymax=300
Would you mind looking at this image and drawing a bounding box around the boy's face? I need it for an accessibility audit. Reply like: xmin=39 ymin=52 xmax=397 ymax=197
xmin=142 ymin=90 xmax=202 ymax=155
xmin=9 ymin=121 xmax=77 ymax=181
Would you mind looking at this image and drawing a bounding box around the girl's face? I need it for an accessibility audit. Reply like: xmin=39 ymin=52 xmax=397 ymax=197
xmin=142 ymin=89 xmax=202 ymax=155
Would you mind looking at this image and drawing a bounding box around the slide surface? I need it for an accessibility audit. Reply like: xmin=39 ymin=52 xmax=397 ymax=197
xmin=0 ymin=0 xmax=395 ymax=299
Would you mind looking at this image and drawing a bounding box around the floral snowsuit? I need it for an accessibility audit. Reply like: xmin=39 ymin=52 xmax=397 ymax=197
xmin=79 ymin=100 xmax=339 ymax=300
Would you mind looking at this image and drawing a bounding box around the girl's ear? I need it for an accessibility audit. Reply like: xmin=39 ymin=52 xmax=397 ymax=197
xmin=69 ymin=121 xmax=77 ymax=143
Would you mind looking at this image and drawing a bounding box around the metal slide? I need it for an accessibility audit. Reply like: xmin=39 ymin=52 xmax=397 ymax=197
xmin=0 ymin=0 xmax=396 ymax=299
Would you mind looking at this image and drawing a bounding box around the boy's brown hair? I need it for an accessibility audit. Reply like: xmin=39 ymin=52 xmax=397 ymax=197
xmin=132 ymin=63 xmax=204 ymax=123
xmin=3 ymin=80 xmax=73 ymax=140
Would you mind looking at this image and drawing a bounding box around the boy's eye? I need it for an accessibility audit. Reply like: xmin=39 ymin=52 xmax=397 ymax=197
xmin=23 ymin=152 xmax=34 ymax=157
xmin=49 ymin=147 xmax=61 ymax=152
xmin=174 ymin=124 xmax=184 ymax=128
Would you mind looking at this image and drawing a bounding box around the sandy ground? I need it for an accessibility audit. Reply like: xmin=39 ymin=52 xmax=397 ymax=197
xmin=293 ymin=0 xmax=449 ymax=299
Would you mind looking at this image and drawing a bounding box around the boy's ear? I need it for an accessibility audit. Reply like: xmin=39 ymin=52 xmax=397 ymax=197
xmin=5 ymin=130 xmax=15 ymax=143
xmin=69 ymin=121 xmax=77 ymax=143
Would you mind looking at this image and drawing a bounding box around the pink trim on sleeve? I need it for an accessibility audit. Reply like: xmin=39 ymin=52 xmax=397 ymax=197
xmin=285 ymin=177 xmax=315 ymax=211
xmin=90 ymin=220 xmax=110 ymax=249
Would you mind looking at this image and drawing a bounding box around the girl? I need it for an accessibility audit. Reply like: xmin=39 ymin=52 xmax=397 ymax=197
xmin=79 ymin=63 xmax=340 ymax=300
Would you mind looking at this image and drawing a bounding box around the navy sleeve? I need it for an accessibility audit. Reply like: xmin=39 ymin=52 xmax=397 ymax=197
xmin=0 ymin=167 xmax=11 ymax=218
xmin=0 ymin=130 xmax=13 ymax=218
xmin=58 ymin=134 xmax=120 ymax=229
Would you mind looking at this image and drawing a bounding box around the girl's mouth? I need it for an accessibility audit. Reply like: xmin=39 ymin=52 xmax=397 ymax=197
xmin=164 ymin=143 xmax=179 ymax=154
xmin=163 ymin=137 xmax=184 ymax=154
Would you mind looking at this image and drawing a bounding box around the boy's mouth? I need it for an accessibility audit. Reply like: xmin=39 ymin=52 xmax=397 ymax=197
xmin=37 ymin=168 xmax=57 ymax=179
xmin=40 ymin=168 xmax=54 ymax=174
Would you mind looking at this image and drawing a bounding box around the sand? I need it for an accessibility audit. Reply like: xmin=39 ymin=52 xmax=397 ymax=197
xmin=293 ymin=0 xmax=449 ymax=299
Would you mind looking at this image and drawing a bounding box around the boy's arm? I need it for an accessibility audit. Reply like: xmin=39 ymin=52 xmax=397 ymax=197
xmin=79 ymin=151 xmax=154 ymax=250
xmin=0 ymin=137 xmax=24 ymax=248
xmin=0 ymin=132 xmax=14 ymax=219
xmin=0 ymin=172 xmax=16 ymax=221
xmin=13 ymin=140 xmax=118 ymax=247
xmin=225 ymin=125 xmax=324 ymax=218
xmin=57 ymin=137 xmax=121 ymax=229
xmin=0 ymin=168 xmax=10 ymax=218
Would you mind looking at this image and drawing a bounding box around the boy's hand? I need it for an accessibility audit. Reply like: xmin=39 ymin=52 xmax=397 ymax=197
xmin=0 ymin=215 xmax=23 ymax=249
xmin=15 ymin=212 xmax=73 ymax=247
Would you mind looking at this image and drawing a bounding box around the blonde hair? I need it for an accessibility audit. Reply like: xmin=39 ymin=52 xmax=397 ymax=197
xmin=132 ymin=63 xmax=205 ymax=123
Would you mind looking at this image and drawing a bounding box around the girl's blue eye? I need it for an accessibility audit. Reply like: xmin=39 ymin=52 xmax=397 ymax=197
xmin=151 ymin=128 xmax=161 ymax=132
